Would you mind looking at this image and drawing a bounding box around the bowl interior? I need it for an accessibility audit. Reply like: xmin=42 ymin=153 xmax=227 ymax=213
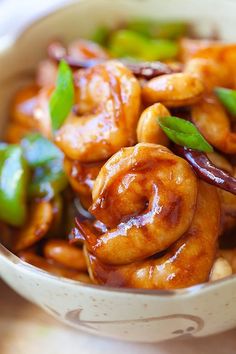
xmin=0 ymin=0 xmax=236 ymax=292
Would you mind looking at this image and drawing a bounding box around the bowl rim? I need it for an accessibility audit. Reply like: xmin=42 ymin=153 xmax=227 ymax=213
xmin=0 ymin=0 xmax=236 ymax=298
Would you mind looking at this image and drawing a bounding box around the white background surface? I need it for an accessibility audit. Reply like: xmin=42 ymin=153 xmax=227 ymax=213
xmin=0 ymin=1 xmax=236 ymax=353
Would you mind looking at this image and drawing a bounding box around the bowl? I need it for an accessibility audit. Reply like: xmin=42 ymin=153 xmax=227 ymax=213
xmin=1 ymin=0 xmax=236 ymax=343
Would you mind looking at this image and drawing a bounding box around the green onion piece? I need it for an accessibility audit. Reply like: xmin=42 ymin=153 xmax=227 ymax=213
xmin=91 ymin=26 xmax=109 ymax=45
xmin=158 ymin=116 xmax=213 ymax=152
xmin=29 ymin=159 xmax=68 ymax=200
xmin=21 ymin=133 xmax=63 ymax=167
xmin=215 ymin=87 xmax=236 ymax=117
xmin=49 ymin=60 xmax=74 ymax=131
xmin=109 ymin=29 xmax=178 ymax=61
xmin=0 ymin=145 xmax=29 ymax=226
xmin=127 ymin=19 xmax=188 ymax=39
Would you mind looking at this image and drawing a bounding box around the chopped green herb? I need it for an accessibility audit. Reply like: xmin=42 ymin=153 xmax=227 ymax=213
xmin=49 ymin=60 xmax=74 ymax=131
xmin=215 ymin=87 xmax=236 ymax=117
xmin=158 ymin=116 xmax=213 ymax=152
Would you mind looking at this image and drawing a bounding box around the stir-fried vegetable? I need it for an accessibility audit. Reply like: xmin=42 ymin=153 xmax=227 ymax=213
xmin=0 ymin=133 xmax=68 ymax=226
xmin=158 ymin=116 xmax=213 ymax=152
xmin=21 ymin=133 xmax=63 ymax=167
xmin=127 ymin=19 xmax=188 ymax=39
xmin=109 ymin=29 xmax=178 ymax=61
xmin=92 ymin=26 xmax=110 ymax=45
xmin=0 ymin=145 xmax=29 ymax=226
xmin=215 ymin=87 xmax=236 ymax=117
xmin=49 ymin=60 xmax=74 ymax=131
xmin=29 ymin=159 xmax=68 ymax=200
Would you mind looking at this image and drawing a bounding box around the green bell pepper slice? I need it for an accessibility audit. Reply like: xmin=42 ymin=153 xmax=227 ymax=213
xmin=109 ymin=29 xmax=178 ymax=61
xmin=21 ymin=133 xmax=63 ymax=167
xmin=127 ymin=19 xmax=188 ymax=39
xmin=91 ymin=26 xmax=110 ymax=45
xmin=29 ymin=159 xmax=68 ymax=200
xmin=0 ymin=144 xmax=28 ymax=226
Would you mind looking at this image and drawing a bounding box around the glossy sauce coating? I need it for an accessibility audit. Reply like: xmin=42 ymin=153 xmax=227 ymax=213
xmin=86 ymin=182 xmax=220 ymax=289
xmin=77 ymin=143 xmax=198 ymax=265
xmin=64 ymin=158 xmax=104 ymax=208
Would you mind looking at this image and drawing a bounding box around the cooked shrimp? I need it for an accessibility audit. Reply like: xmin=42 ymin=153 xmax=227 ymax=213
xmin=192 ymin=94 xmax=236 ymax=154
xmin=137 ymin=103 xmax=170 ymax=146
xmin=44 ymin=239 xmax=87 ymax=271
xmin=185 ymin=58 xmax=231 ymax=92
xmin=11 ymin=85 xmax=39 ymax=129
xmin=188 ymin=43 xmax=236 ymax=88
xmin=142 ymin=73 xmax=204 ymax=107
xmin=179 ymin=38 xmax=217 ymax=63
xmin=86 ymin=182 xmax=220 ymax=289
xmin=64 ymin=158 xmax=104 ymax=208
xmin=5 ymin=123 xmax=32 ymax=144
xmin=55 ymin=61 xmax=141 ymax=161
xmin=76 ymin=143 xmax=198 ymax=265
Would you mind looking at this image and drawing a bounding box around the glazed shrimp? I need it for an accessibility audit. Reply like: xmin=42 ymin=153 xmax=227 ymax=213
xmin=142 ymin=73 xmax=204 ymax=107
xmin=86 ymin=182 xmax=220 ymax=289
xmin=76 ymin=143 xmax=198 ymax=265
xmin=186 ymin=43 xmax=236 ymax=88
xmin=192 ymin=94 xmax=236 ymax=154
xmin=137 ymin=103 xmax=170 ymax=146
xmin=8 ymin=85 xmax=39 ymax=140
xmin=55 ymin=61 xmax=141 ymax=161
xmin=64 ymin=158 xmax=104 ymax=208
xmin=185 ymin=58 xmax=231 ymax=92
xmin=179 ymin=38 xmax=217 ymax=63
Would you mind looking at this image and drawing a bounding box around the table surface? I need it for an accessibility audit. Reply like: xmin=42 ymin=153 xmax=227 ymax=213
xmin=0 ymin=0 xmax=236 ymax=352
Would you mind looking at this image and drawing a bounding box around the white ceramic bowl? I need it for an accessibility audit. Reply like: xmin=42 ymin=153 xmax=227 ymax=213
xmin=1 ymin=0 xmax=236 ymax=343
